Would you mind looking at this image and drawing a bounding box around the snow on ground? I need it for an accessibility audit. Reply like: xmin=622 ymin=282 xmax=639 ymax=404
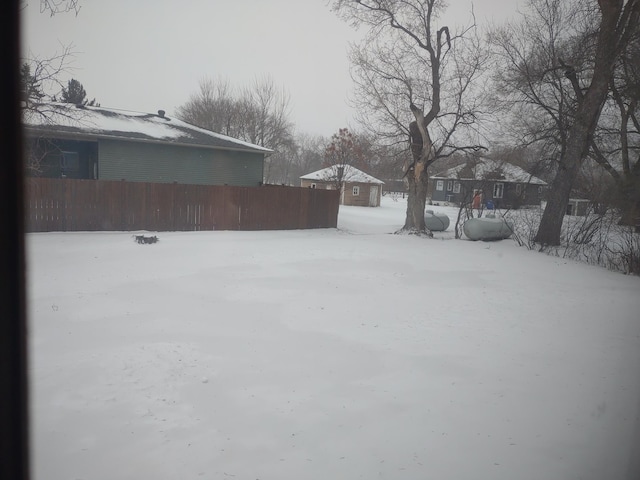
xmin=27 ymin=197 xmax=640 ymax=480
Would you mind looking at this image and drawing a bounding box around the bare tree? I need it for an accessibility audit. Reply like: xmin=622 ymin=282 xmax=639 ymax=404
xmin=239 ymin=77 xmax=295 ymax=184
xmin=333 ymin=0 xmax=487 ymax=234
xmin=20 ymin=0 xmax=80 ymax=109
xmin=176 ymin=77 xmax=239 ymax=137
xmin=239 ymin=77 xmax=292 ymax=149
xmin=21 ymin=44 xmax=75 ymax=114
xmin=20 ymin=1 xmax=82 ymax=175
xmin=534 ymin=0 xmax=640 ymax=245
xmin=177 ymin=76 xmax=295 ymax=184
xmin=590 ymin=30 xmax=640 ymax=226
xmin=21 ymin=0 xmax=81 ymax=16
xmin=39 ymin=0 xmax=80 ymax=16
xmin=319 ymin=127 xmax=369 ymax=190
xmin=487 ymin=0 xmax=592 ymax=180
xmin=489 ymin=0 xmax=640 ymax=244
xmin=282 ymin=133 xmax=328 ymax=186
xmin=21 ymin=45 xmax=79 ymax=174
xmin=351 ymin=133 xmax=407 ymax=187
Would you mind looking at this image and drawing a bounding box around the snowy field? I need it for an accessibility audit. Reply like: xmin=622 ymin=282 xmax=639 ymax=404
xmin=27 ymin=197 xmax=640 ymax=480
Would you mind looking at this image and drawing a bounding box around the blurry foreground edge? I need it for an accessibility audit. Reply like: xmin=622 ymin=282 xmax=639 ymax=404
xmin=0 ymin=0 xmax=29 ymax=479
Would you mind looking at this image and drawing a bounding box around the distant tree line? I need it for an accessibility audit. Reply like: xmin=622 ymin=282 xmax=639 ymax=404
xmin=175 ymin=77 xmax=406 ymax=187
xmin=23 ymin=0 xmax=640 ymax=245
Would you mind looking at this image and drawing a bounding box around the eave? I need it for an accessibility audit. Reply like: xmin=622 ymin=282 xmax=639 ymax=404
xmin=23 ymin=126 xmax=273 ymax=156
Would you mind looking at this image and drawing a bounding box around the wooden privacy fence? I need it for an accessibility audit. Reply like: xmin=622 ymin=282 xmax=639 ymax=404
xmin=25 ymin=178 xmax=340 ymax=232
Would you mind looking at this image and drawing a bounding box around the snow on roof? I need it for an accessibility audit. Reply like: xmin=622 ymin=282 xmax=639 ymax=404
xmin=433 ymin=158 xmax=547 ymax=185
xmin=22 ymin=102 xmax=272 ymax=155
xmin=300 ymin=165 xmax=384 ymax=184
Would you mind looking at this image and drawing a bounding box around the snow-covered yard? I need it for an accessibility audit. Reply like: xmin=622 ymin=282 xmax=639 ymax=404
xmin=27 ymin=197 xmax=640 ymax=480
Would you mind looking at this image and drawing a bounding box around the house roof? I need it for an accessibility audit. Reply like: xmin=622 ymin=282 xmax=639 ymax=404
xmin=22 ymin=102 xmax=273 ymax=155
xmin=432 ymin=158 xmax=547 ymax=185
xmin=300 ymin=165 xmax=385 ymax=184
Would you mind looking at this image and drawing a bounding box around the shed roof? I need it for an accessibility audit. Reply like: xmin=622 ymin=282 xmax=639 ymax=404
xmin=433 ymin=159 xmax=547 ymax=185
xmin=22 ymin=102 xmax=272 ymax=155
xmin=300 ymin=165 xmax=384 ymax=184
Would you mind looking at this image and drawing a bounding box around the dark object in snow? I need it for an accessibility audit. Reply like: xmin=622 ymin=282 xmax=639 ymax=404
xmin=134 ymin=235 xmax=159 ymax=245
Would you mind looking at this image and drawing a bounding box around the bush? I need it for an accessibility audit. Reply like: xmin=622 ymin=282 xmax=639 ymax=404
xmin=503 ymin=206 xmax=640 ymax=275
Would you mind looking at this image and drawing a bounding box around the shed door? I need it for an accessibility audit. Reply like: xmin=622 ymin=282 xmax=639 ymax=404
xmin=566 ymin=203 xmax=574 ymax=215
xmin=369 ymin=186 xmax=379 ymax=207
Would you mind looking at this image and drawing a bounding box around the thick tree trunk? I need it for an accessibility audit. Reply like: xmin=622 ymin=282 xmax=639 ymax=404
xmin=535 ymin=163 xmax=579 ymax=245
xmin=618 ymin=172 xmax=640 ymax=228
xmin=534 ymin=0 xmax=639 ymax=245
xmin=401 ymin=116 xmax=433 ymax=234
xmin=535 ymin=92 xmax=610 ymax=245
xmin=403 ymin=162 xmax=429 ymax=232
xmin=619 ymin=200 xmax=640 ymax=230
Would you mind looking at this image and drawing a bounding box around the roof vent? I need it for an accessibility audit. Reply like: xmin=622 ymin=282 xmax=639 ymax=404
xmin=157 ymin=109 xmax=166 ymax=118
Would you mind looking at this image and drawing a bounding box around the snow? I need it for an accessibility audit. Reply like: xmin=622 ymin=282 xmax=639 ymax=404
xmin=27 ymin=197 xmax=640 ymax=480
xmin=166 ymin=116 xmax=274 ymax=153
xmin=22 ymin=103 xmax=273 ymax=153
xmin=23 ymin=103 xmax=185 ymax=140
xmin=300 ymin=165 xmax=385 ymax=184
xmin=433 ymin=158 xmax=548 ymax=185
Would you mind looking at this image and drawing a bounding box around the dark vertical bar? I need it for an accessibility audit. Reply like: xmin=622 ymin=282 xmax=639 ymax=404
xmin=0 ymin=0 xmax=29 ymax=478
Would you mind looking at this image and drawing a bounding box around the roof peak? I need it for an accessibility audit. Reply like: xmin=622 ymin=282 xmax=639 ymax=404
xmin=432 ymin=158 xmax=547 ymax=185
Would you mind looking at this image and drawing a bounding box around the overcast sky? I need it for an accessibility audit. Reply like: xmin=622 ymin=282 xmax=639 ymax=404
xmin=21 ymin=0 xmax=521 ymax=137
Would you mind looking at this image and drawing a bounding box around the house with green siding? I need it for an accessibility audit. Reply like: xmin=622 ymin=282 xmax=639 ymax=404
xmin=23 ymin=103 xmax=271 ymax=186
xmin=428 ymin=158 xmax=547 ymax=209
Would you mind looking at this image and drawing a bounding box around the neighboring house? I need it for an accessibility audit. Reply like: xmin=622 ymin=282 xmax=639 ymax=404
xmin=566 ymin=198 xmax=592 ymax=216
xmin=429 ymin=158 xmax=547 ymax=208
xmin=300 ymin=165 xmax=384 ymax=207
xmin=22 ymin=102 xmax=272 ymax=186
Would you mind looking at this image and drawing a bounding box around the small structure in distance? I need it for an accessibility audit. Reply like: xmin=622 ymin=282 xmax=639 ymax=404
xmin=300 ymin=165 xmax=384 ymax=207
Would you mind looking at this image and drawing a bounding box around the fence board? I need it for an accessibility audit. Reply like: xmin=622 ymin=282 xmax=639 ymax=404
xmin=25 ymin=179 xmax=339 ymax=233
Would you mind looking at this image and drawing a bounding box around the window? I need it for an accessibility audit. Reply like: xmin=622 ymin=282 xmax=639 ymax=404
xmin=60 ymin=151 xmax=80 ymax=178
xmin=453 ymin=182 xmax=461 ymax=193
xmin=447 ymin=181 xmax=453 ymax=191
xmin=311 ymin=183 xmax=316 ymax=189
xmin=516 ymin=183 xmax=522 ymax=195
xmin=352 ymin=186 xmax=360 ymax=196
xmin=61 ymin=151 xmax=79 ymax=170
xmin=493 ymin=182 xmax=504 ymax=199
xmin=436 ymin=180 xmax=444 ymax=191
